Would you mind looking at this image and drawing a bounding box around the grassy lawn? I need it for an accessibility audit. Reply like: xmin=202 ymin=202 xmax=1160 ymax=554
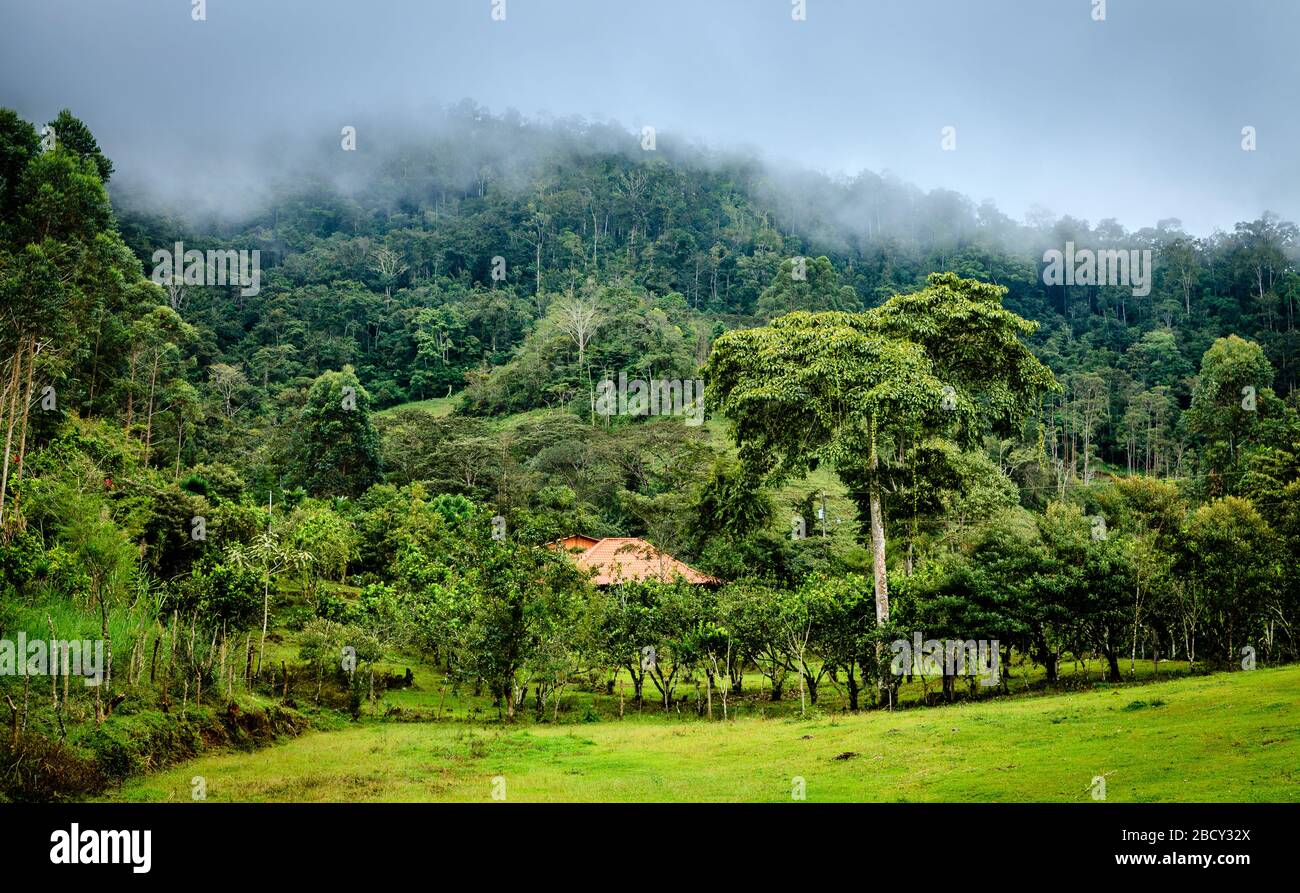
xmin=108 ymin=664 xmax=1299 ymax=803
xmin=374 ymin=395 xmax=458 ymax=418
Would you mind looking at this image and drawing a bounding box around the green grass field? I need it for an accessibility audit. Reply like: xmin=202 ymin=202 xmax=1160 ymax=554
xmin=374 ymin=395 xmax=458 ymax=418
xmin=108 ymin=664 xmax=1299 ymax=803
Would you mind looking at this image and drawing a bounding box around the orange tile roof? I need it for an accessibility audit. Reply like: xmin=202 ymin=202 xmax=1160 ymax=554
xmin=551 ymin=536 xmax=721 ymax=586
xmin=549 ymin=534 xmax=600 ymax=552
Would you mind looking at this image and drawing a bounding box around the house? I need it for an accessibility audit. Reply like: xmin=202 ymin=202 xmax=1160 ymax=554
xmin=552 ymin=534 xmax=601 ymax=552
xmin=548 ymin=535 xmax=721 ymax=587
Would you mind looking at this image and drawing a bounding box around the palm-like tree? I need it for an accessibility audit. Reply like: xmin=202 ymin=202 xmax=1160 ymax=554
xmin=227 ymin=533 xmax=312 ymax=679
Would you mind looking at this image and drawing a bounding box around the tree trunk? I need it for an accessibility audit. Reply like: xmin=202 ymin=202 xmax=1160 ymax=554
xmin=868 ymin=439 xmax=889 ymax=624
xmin=144 ymin=354 xmax=160 ymax=462
xmin=0 ymin=339 xmax=26 ymax=530
xmin=803 ymin=670 xmax=819 ymax=705
xmin=1041 ymin=649 xmax=1059 ymax=682
xmin=796 ymin=658 xmax=806 ymax=715
xmin=1105 ymin=649 xmax=1121 ymax=683
xmin=868 ymin=436 xmax=891 ymax=704
xmin=258 ymin=572 xmax=270 ymax=679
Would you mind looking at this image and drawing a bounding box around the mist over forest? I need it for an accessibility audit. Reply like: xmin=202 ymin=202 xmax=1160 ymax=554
xmin=110 ymin=101 xmax=1300 ymax=415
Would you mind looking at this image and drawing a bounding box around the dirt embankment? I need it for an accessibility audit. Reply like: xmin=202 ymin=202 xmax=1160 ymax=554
xmin=0 ymin=701 xmax=310 ymax=802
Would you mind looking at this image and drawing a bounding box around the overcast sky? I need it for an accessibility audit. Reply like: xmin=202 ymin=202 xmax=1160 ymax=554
xmin=2 ymin=0 xmax=1297 ymax=234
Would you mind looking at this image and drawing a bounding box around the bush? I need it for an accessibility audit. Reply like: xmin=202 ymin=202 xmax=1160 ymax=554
xmin=0 ymin=735 xmax=104 ymax=802
xmin=177 ymin=558 xmax=262 ymax=630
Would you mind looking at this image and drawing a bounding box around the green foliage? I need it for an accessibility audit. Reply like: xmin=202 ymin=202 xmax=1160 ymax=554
xmin=284 ymin=502 xmax=357 ymax=612
xmin=692 ymin=458 xmax=774 ymax=542
xmin=756 ymin=255 xmax=861 ymax=319
xmin=0 ymin=108 xmax=39 ymax=223
xmin=46 ymin=109 xmax=114 ymax=183
xmin=1 ymin=107 xmax=1298 ymax=803
xmin=181 ymin=557 xmax=262 ymax=630
xmin=404 ymin=515 xmax=587 ymax=716
xmin=1186 ymin=335 xmax=1278 ymax=478
xmin=1179 ymin=496 xmax=1281 ymax=664
xmin=707 ymin=309 xmax=946 ymax=479
xmin=290 ymin=366 xmax=383 ymax=497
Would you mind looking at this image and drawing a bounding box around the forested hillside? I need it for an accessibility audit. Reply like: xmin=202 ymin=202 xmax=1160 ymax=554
xmin=1 ymin=105 xmax=1296 ymax=800
xmin=116 ymin=103 xmax=1299 ymax=414
xmin=106 ymin=105 xmax=1299 ymax=519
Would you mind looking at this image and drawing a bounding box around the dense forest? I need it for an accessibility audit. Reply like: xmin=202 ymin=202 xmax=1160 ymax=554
xmin=1 ymin=104 xmax=1296 ymax=799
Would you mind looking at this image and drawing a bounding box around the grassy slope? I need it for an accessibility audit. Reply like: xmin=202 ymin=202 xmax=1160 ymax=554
xmin=374 ymin=395 xmax=458 ymax=418
xmin=110 ymin=664 xmax=1299 ymax=803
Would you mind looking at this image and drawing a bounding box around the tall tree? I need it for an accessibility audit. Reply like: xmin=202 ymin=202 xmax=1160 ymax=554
xmin=706 ymin=309 xmax=946 ymax=634
xmin=291 ymin=366 xmax=383 ymax=498
xmin=707 ymin=272 xmax=1055 ymax=697
xmin=1186 ymin=335 xmax=1275 ymax=479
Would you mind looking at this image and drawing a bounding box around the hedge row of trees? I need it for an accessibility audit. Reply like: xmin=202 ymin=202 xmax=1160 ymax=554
xmin=144 ymin=470 xmax=1292 ymax=723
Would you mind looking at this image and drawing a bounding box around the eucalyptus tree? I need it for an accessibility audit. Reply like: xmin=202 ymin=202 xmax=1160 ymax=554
xmin=0 ymin=112 xmax=146 ymax=531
